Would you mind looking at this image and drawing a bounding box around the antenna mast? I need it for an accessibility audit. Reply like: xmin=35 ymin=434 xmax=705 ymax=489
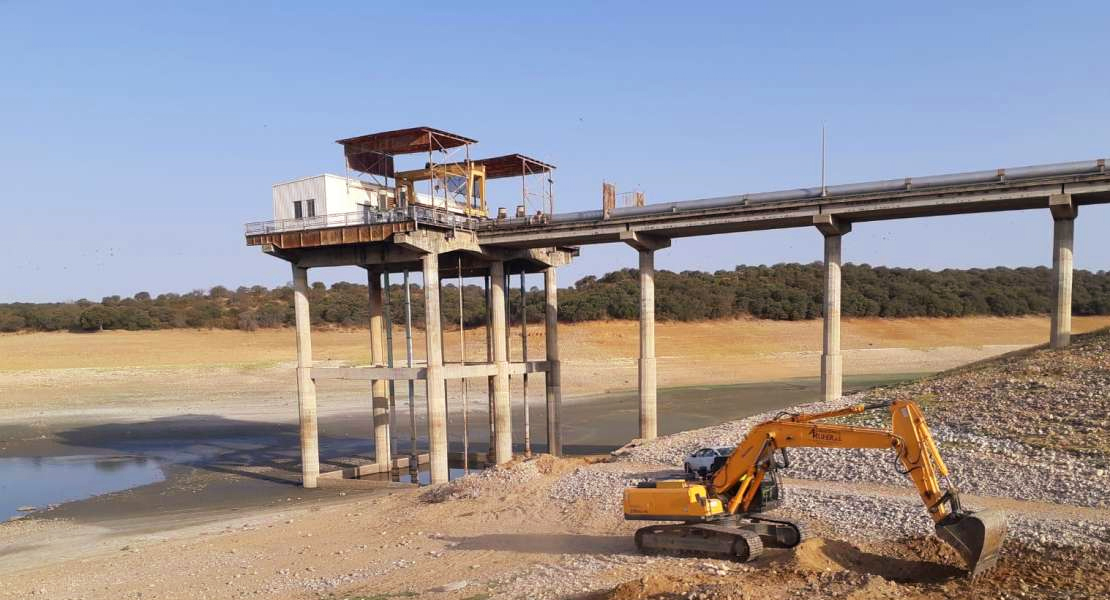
xmin=821 ymin=125 xmax=827 ymax=197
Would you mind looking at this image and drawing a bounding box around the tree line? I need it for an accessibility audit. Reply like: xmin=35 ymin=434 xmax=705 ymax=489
xmin=2 ymin=264 xmax=1109 ymax=333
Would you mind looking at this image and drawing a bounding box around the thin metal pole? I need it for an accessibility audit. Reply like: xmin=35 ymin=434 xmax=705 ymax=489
xmin=383 ymin=271 xmax=396 ymax=465
xmin=458 ymin=258 xmax=469 ymax=473
xmin=521 ymin=269 xmax=531 ymax=457
xmin=485 ymin=274 xmax=494 ymax=464
xmin=403 ymin=269 xmax=418 ymax=483
xmin=821 ymin=125 xmax=827 ymax=197
xmin=439 ymin=276 xmax=448 ymax=439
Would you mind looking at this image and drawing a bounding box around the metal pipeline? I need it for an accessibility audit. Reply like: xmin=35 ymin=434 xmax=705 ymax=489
xmin=531 ymin=159 xmax=1106 ymax=226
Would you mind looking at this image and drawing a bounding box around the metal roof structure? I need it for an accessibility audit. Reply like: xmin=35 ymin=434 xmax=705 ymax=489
xmin=336 ymin=127 xmax=477 ymax=155
xmin=337 ymin=126 xmax=478 ymax=178
xmin=436 ymin=154 xmax=556 ymax=179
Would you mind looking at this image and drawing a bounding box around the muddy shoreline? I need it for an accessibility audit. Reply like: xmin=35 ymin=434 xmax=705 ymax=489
xmin=0 ymin=373 xmax=920 ymax=530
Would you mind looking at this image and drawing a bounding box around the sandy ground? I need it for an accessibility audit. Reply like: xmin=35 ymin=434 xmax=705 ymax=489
xmin=3 ymin=315 xmax=1109 ymax=425
xmin=2 ymin=317 xmax=1109 ymax=598
xmin=1 ymin=457 xmax=1105 ymax=599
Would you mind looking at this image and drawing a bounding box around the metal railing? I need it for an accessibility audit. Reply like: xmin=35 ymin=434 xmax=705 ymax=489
xmin=244 ymin=206 xmax=481 ymax=235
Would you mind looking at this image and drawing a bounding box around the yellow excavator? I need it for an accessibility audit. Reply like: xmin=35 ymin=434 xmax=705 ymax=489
xmin=623 ymin=400 xmax=1007 ymax=577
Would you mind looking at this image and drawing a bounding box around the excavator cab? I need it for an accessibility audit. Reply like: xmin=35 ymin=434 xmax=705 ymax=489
xmin=746 ymin=470 xmax=783 ymax=513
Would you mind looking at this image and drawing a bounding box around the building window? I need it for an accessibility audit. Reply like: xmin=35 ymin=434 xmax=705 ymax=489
xmin=293 ymin=200 xmax=303 ymax=219
xmin=306 ymin=199 xmax=316 ymax=217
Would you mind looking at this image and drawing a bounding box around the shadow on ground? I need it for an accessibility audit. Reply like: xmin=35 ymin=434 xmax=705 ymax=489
xmin=448 ymin=533 xmax=636 ymax=556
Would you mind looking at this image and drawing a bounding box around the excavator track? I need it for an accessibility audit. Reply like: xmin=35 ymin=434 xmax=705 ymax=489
xmin=746 ymin=516 xmax=809 ymax=548
xmin=634 ymin=523 xmax=764 ymax=561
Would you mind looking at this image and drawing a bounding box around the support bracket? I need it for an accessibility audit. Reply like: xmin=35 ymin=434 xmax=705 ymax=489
xmin=394 ymin=229 xmax=481 ymax=255
xmin=620 ymin=231 xmax=671 ymax=251
xmin=813 ymin=214 xmax=852 ymax=237
xmin=478 ymin=245 xmax=578 ymax=267
xmin=1049 ymin=193 xmax=1077 ymax=221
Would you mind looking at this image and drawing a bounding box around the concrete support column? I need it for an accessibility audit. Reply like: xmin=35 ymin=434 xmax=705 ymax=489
xmin=620 ymin=231 xmax=670 ymax=442
xmin=292 ymin=265 xmax=320 ymax=488
xmin=815 ymin=215 xmax=851 ymax=402
xmin=489 ymin=261 xmax=512 ymax=464
xmin=368 ymin=271 xmax=390 ymax=468
xmin=821 ymin=234 xmax=844 ymax=401
xmin=637 ymin=249 xmax=658 ymax=440
xmin=1050 ymin=194 xmax=1077 ymax=349
xmin=422 ymin=254 xmax=449 ymax=484
xmin=543 ymin=266 xmax=563 ymax=456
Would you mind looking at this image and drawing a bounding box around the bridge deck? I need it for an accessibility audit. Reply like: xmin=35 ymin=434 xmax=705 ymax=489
xmin=475 ymin=171 xmax=1110 ymax=248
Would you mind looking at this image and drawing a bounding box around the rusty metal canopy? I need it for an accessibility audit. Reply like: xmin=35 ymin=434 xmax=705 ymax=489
xmin=437 ymin=154 xmax=556 ymax=179
xmin=338 ymin=127 xmax=477 ymax=178
xmin=336 ymin=127 xmax=477 ymax=156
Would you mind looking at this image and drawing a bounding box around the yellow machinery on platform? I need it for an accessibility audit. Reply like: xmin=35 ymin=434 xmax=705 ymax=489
xmin=623 ymin=400 xmax=1007 ymax=578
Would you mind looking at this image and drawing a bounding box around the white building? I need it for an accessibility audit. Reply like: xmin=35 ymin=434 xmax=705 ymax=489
xmin=272 ymin=173 xmax=475 ymax=222
xmin=271 ymin=174 xmax=390 ymax=221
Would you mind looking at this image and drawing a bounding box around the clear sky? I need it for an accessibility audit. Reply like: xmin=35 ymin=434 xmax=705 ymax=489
xmin=2 ymin=2 xmax=1108 ymax=302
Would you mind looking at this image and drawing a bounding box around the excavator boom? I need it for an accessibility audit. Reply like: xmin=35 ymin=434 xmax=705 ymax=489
xmin=623 ymin=400 xmax=1006 ymax=577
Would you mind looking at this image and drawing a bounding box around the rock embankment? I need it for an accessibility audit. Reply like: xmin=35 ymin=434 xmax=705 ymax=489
xmin=613 ymin=328 xmax=1110 ymax=510
xmin=525 ymin=329 xmax=1110 ymax=552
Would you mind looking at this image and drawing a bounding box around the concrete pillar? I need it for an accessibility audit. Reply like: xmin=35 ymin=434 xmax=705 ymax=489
xmin=815 ymin=215 xmax=851 ymax=402
xmin=821 ymin=234 xmax=844 ymax=401
xmin=637 ymin=249 xmax=658 ymax=440
xmin=292 ymin=265 xmax=320 ymax=488
xmin=543 ymin=266 xmax=563 ymax=456
xmin=368 ymin=271 xmax=390 ymax=468
xmin=422 ymin=254 xmax=449 ymax=484
xmin=620 ymin=231 xmax=670 ymax=442
xmin=489 ymin=261 xmax=512 ymax=464
xmin=1050 ymin=194 xmax=1077 ymax=349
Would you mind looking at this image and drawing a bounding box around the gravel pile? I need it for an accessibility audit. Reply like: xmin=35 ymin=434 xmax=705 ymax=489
xmin=421 ymin=455 xmax=551 ymax=503
xmin=615 ymin=329 xmax=1110 ymax=509
xmin=615 ymin=395 xmax=857 ymax=466
xmin=777 ymin=488 xmax=1110 ymax=551
xmin=548 ymin=463 xmax=659 ymax=510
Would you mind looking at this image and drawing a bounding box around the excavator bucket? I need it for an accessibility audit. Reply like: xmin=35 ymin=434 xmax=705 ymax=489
xmin=934 ymin=509 xmax=1007 ymax=578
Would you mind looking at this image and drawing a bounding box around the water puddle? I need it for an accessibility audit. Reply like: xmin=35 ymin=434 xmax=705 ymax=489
xmin=0 ymin=455 xmax=165 ymax=521
xmin=387 ymin=466 xmax=469 ymax=485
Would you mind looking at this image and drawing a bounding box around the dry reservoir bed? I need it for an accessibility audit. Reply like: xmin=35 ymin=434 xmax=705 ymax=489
xmin=1 ymin=328 xmax=1108 ymax=599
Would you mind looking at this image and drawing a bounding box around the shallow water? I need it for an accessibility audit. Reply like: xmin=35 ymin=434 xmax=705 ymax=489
xmin=351 ymin=372 xmax=925 ymax=457
xmin=555 ymin=373 xmax=923 ymax=447
xmin=0 ymin=372 xmax=923 ymax=511
xmin=0 ymin=455 xmax=165 ymax=521
xmin=390 ymin=466 xmax=469 ymax=485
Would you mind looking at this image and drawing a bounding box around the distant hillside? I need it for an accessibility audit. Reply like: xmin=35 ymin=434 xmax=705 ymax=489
xmin=2 ymin=264 xmax=1109 ymax=333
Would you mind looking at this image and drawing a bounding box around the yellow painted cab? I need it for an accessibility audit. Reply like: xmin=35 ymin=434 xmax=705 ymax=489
xmin=623 ymin=480 xmax=726 ymax=522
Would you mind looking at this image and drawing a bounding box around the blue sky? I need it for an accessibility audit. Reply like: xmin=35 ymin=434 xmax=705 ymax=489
xmin=2 ymin=2 xmax=1108 ymax=302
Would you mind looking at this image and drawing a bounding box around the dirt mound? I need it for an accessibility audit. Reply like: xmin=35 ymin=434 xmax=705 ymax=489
xmin=786 ymin=538 xmax=963 ymax=583
xmin=419 ymin=454 xmax=581 ymax=503
xmin=789 ymin=538 xmax=851 ymax=572
xmin=591 ymin=573 xmax=706 ymax=600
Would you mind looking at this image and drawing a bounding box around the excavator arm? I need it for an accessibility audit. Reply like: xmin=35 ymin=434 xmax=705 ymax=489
xmin=712 ymin=401 xmax=951 ymax=521
xmin=623 ymin=400 xmax=1006 ymax=577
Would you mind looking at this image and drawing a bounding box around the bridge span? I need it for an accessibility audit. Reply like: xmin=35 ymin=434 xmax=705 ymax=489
xmin=248 ymin=156 xmax=1108 ymax=487
xmin=478 ymin=159 xmax=1110 ymax=247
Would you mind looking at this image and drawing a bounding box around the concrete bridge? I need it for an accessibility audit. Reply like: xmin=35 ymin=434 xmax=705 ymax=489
xmin=247 ymin=158 xmax=1110 ymax=487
